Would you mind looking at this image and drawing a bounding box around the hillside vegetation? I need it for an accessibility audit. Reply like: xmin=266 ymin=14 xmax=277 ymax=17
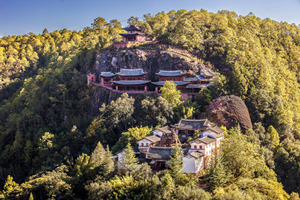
xmin=0 ymin=9 xmax=299 ymax=199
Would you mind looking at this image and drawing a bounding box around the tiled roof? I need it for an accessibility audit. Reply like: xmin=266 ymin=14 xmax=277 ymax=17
xmin=151 ymin=81 xmax=189 ymax=86
xmin=186 ymin=84 xmax=208 ymax=89
xmin=141 ymin=135 xmax=161 ymax=143
xmin=100 ymin=72 xmax=116 ymax=77
xmin=199 ymin=77 xmax=213 ymax=81
xmin=155 ymin=126 xmax=171 ymax=134
xmin=112 ymin=80 xmax=150 ymax=85
xmin=208 ymin=126 xmax=224 ymax=135
xmin=190 ymin=136 xmax=215 ymax=145
xmin=175 ymin=119 xmax=210 ymax=130
xmin=185 ymin=151 xmax=204 ymax=159
xmin=201 ymin=69 xmax=215 ymax=77
xmin=183 ymin=77 xmax=198 ymax=82
xmin=120 ymin=33 xmax=146 ymax=36
xmin=118 ymin=68 xmax=145 ymax=76
xmin=147 ymin=147 xmax=174 ymax=159
xmin=123 ymin=25 xmax=143 ymax=31
xmin=156 ymin=70 xmax=185 ymax=77
xmin=183 ymin=75 xmax=202 ymax=82
xmin=190 ymin=151 xmax=205 ymax=158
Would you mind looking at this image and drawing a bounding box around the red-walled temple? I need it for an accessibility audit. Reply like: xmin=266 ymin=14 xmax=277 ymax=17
xmin=113 ymin=68 xmax=150 ymax=91
xmin=114 ymin=25 xmax=147 ymax=48
xmin=152 ymin=70 xmax=189 ymax=93
xmin=88 ymin=68 xmax=214 ymax=94
xmin=100 ymin=72 xmax=116 ymax=85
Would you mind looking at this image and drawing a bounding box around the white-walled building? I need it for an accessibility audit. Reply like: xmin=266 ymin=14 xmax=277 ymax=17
xmin=183 ymin=151 xmax=204 ymax=173
xmin=137 ymin=135 xmax=161 ymax=152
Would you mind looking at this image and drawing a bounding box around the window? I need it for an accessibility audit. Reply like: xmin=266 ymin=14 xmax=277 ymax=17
xmin=146 ymin=143 xmax=149 ymax=147
xmin=200 ymin=145 xmax=202 ymax=149
xmin=194 ymin=145 xmax=197 ymax=149
xmin=141 ymin=143 xmax=144 ymax=147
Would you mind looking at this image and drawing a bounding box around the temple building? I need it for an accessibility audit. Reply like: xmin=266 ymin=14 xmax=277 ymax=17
xmin=88 ymin=67 xmax=215 ymax=94
xmin=113 ymin=68 xmax=150 ymax=91
xmin=114 ymin=25 xmax=147 ymax=48
xmin=173 ymin=119 xmax=211 ymax=139
xmin=152 ymin=70 xmax=189 ymax=93
xmin=100 ymin=72 xmax=116 ymax=85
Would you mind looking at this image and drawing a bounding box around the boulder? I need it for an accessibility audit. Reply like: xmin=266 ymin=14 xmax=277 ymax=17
xmin=207 ymin=95 xmax=253 ymax=131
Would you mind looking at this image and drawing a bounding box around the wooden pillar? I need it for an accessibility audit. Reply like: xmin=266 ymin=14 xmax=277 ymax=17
xmin=155 ymin=87 xmax=158 ymax=93
xmin=144 ymin=85 xmax=147 ymax=92
xmin=116 ymin=85 xmax=119 ymax=90
xmin=101 ymin=77 xmax=104 ymax=85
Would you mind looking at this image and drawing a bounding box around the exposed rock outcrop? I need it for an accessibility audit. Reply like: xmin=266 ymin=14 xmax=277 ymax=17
xmin=94 ymin=46 xmax=207 ymax=82
xmin=207 ymin=95 xmax=253 ymax=131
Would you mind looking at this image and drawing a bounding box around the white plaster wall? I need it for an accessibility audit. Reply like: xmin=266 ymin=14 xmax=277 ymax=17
xmin=216 ymin=136 xmax=224 ymax=147
xmin=195 ymin=157 xmax=204 ymax=172
xmin=138 ymin=139 xmax=152 ymax=150
xmin=183 ymin=157 xmax=196 ymax=173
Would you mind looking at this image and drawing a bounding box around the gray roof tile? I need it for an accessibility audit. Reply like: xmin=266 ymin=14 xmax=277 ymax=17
xmin=151 ymin=81 xmax=189 ymax=86
xmin=156 ymin=70 xmax=185 ymax=76
xmin=190 ymin=136 xmax=215 ymax=145
xmin=113 ymin=80 xmax=150 ymax=85
xmin=140 ymin=135 xmax=161 ymax=143
xmin=100 ymin=72 xmax=116 ymax=77
xmin=175 ymin=119 xmax=210 ymax=130
xmin=118 ymin=68 xmax=145 ymax=76
xmin=147 ymin=147 xmax=174 ymax=159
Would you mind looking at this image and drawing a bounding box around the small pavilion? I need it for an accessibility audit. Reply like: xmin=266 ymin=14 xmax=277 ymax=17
xmin=114 ymin=25 xmax=147 ymax=48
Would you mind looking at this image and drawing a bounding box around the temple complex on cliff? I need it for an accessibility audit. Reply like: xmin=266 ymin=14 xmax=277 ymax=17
xmin=87 ymin=68 xmax=214 ymax=95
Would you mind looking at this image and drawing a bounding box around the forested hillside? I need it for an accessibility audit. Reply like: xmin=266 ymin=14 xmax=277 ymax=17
xmin=0 ymin=9 xmax=300 ymax=199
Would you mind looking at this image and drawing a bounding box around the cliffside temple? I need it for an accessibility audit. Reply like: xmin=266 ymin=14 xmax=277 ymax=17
xmin=88 ymin=68 xmax=214 ymax=96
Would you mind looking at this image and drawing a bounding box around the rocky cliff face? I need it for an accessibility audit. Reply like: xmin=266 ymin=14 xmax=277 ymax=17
xmin=207 ymin=95 xmax=253 ymax=131
xmin=94 ymin=46 xmax=206 ymax=81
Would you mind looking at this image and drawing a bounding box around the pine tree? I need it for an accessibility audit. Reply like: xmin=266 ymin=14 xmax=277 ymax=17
xmin=121 ymin=143 xmax=138 ymax=173
xmin=206 ymin=156 xmax=231 ymax=191
xmin=91 ymin=142 xmax=106 ymax=166
xmin=168 ymin=145 xmax=184 ymax=179
xmin=28 ymin=192 xmax=34 ymax=200
xmin=161 ymin=173 xmax=175 ymax=199
xmin=265 ymin=125 xmax=280 ymax=150
xmin=91 ymin=142 xmax=114 ymax=175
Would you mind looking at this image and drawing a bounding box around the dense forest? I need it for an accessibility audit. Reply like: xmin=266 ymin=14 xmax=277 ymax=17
xmin=0 ymin=9 xmax=300 ymax=199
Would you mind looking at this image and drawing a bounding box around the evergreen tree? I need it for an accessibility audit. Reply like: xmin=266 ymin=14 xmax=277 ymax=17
xmin=160 ymin=81 xmax=181 ymax=107
xmin=161 ymin=173 xmax=175 ymax=199
xmin=121 ymin=143 xmax=139 ymax=173
xmin=28 ymin=192 xmax=34 ymax=200
xmin=265 ymin=125 xmax=280 ymax=150
xmin=206 ymin=156 xmax=232 ymax=191
xmin=168 ymin=145 xmax=184 ymax=182
xmin=91 ymin=142 xmax=114 ymax=175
